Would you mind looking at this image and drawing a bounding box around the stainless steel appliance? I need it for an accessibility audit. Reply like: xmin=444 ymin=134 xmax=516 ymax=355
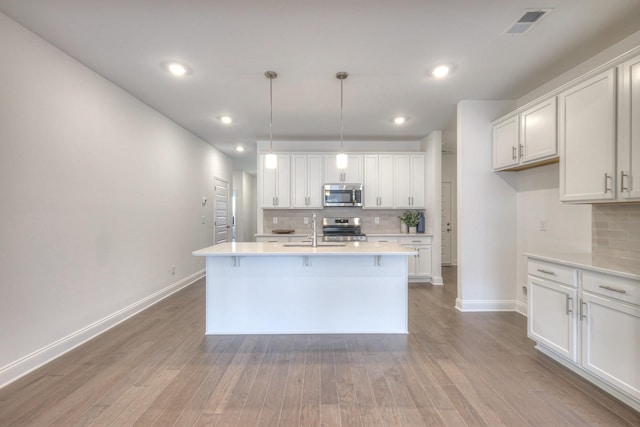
xmin=323 ymin=183 xmax=363 ymax=207
xmin=322 ymin=217 xmax=367 ymax=242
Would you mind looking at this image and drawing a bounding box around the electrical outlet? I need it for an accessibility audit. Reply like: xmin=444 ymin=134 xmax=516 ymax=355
xmin=201 ymin=216 xmax=205 ymax=224
xmin=374 ymin=217 xmax=380 ymax=225
xmin=273 ymin=217 xmax=278 ymax=224
xmin=539 ymin=220 xmax=547 ymax=231
xmin=304 ymin=217 xmax=309 ymax=224
xmin=171 ymin=265 xmax=176 ymax=275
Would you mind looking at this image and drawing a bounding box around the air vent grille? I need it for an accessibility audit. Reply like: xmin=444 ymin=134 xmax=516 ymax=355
xmin=505 ymin=9 xmax=551 ymax=35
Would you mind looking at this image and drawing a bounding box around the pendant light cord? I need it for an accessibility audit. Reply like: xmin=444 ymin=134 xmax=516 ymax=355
xmin=336 ymin=72 xmax=348 ymax=153
xmin=265 ymin=71 xmax=277 ymax=153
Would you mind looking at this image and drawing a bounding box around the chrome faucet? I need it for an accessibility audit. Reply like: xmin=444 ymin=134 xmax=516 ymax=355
xmin=309 ymin=212 xmax=318 ymax=247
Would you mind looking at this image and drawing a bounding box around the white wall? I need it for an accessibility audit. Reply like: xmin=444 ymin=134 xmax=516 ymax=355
xmin=422 ymin=131 xmax=443 ymax=285
xmin=515 ymin=164 xmax=591 ymax=314
xmin=0 ymin=13 xmax=232 ymax=386
xmin=232 ymin=171 xmax=257 ymax=242
xmin=456 ymin=100 xmax=518 ymax=311
xmin=441 ymin=152 xmax=457 ymax=264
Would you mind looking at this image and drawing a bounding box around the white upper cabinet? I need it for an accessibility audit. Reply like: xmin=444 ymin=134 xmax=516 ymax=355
xmin=395 ymin=154 xmax=425 ymax=208
xmin=618 ymin=54 xmax=640 ymax=200
xmin=492 ymin=97 xmax=557 ymax=171
xmin=259 ymin=154 xmax=291 ymax=208
xmin=520 ymin=97 xmax=558 ymax=164
xmin=324 ymin=154 xmax=363 ymax=183
xmin=493 ymin=114 xmax=520 ymax=170
xmin=363 ymin=154 xmax=394 ymax=208
xmin=292 ymin=155 xmax=323 ymax=208
xmin=559 ymin=69 xmax=616 ymax=202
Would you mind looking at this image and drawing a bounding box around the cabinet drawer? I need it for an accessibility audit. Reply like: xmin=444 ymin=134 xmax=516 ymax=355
xmin=582 ymin=270 xmax=640 ymax=306
xmin=367 ymin=236 xmax=399 ymax=243
xmin=399 ymin=236 xmax=432 ymax=245
xmin=527 ymin=259 xmax=577 ymax=287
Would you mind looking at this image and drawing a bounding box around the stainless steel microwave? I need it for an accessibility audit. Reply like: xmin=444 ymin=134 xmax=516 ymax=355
xmin=323 ymin=183 xmax=363 ymax=207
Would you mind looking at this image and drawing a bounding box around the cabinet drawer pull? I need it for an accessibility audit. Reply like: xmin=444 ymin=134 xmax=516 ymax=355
xmin=603 ymin=172 xmax=612 ymax=193
xmin=512 ymin=146 xmax=517 ymax=161
xmin=621 ymin=171 xmax=629 ymax=192
xmin=566 ymin=295 xmax=573 ymax=315
xmin=537 ymin=269 xmax=556 ymax=275
xmin=598 ymin=284 xmax=627 ymax=294
xmin=519 ymin=144 xmax=524 ymax=159
xmin=580 ymin=300 xmax=587 ymax=320
xmin=412 ymin=240 xmax=422 ymax=243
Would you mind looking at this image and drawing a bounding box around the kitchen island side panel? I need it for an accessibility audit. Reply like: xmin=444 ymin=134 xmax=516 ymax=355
xmin=205 ymin=255 xmax=408 ymax=334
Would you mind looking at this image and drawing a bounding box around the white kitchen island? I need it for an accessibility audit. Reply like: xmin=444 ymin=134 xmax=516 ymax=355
xmin=192 ymin=242 xmax=416 ymax=334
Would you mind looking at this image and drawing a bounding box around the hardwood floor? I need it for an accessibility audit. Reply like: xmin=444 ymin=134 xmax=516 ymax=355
xmin=1 ymin=266 xmax=639 ymax=426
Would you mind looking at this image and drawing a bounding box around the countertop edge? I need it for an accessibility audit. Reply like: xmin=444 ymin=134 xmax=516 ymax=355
xmin=524 ymin=252 xmax=640 ymax=281
xmin=194 ymin=242 xmax=417 ymax=257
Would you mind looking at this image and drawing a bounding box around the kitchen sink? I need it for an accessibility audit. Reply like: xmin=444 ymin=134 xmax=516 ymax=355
xmin=283 ymin=243 xmax=347 ymax=247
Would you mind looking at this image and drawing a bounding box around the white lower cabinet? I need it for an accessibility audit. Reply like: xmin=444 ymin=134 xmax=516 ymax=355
xmin=527 ymin=256 xmax=640 ymax=411
xmin=581 ymin=291 xmax=640 ymax=402
xmin=399 ymin=236 xmax=432 ymax=281
xmin=528 ymin=277 xmax=578 ymax=362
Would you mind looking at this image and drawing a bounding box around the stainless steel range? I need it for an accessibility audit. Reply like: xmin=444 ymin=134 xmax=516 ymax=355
xmin=322 ymin=217 xmax=367 ymax=242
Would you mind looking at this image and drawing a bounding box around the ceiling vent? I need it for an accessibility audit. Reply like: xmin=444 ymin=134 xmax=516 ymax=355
xmin=505 ymin=9 xmax=551 ymax=35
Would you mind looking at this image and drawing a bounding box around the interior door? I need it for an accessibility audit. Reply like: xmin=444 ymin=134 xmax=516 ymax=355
xmin=214 ymin=177 xmax=230 ymax=244
xmin=441 ymin=181 xmax=452 ymax=265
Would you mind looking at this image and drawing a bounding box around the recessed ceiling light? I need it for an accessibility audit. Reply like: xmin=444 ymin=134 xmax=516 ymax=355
xmin=220 ymin=116 xmax=232 ymax=124
xmin=166 ymin=62 xmax=190 ymax=77
xmin=394 ymin=116 xmax=407 ymax=125
xmin=236 ymin=146 xmax=245 ymax=152
xmin=432 ymin=65 xmax=450 ymax=78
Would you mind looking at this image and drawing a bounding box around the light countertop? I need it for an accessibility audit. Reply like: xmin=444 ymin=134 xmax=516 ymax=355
xmin=254 ymin=233 xmax=433 ymax=238
xmin=194 ymin=241 xmax=417 ymax=257
xmin=525 ymin=252 xmax=640 ymax=281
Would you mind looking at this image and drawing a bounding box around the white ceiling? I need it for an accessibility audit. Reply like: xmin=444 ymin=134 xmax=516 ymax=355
xmin=1 ymin=0 xmax=639 ymax=173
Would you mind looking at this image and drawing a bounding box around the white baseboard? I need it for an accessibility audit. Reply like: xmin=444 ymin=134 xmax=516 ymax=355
xmin=515 ymin=300 xmax=528 ymax=317
xmin=0 ymin=269 xmax=204 ymax=389
xmin=431 ymin=276 xmax=444 ymax=286
xmin=455 ymin=298 xmax=518 ymax=312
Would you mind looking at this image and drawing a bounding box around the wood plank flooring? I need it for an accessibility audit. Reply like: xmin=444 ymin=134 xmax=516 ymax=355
xmin=1 ymin=267 xmax=639 ymax=426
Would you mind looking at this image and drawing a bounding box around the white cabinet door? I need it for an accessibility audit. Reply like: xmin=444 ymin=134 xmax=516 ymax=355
xmin=378 ymin=155 xmax=394 ymax=208
xmin=581 ymin=292 xmax=640 ymax=401
xmin=395 ymin=155 xmax=425 ymax=208
xmin=493 ymin=114 xmax=519 ymax=170
xmin=324 ymin=155 xmax=362 ymax=183
xmin=291 ymin=155 xmax=323 ymax=208
xmin=410 ymin=155 xmax=425 ymax=208
xmin=520 ymin=97 xmax=557 ymax=164
xmin=259 ymin=154 xmax=290 ymax=208
xmin=291 ymin=155 xmax=308 ymax=208
xmin=416 ymin=245 xmax=432 ymax=277
xmin=306 ymin=155 xmax=324 ymax=208
xmin=559 ymin=69 xmax=616 ymax=202
xmin=528 ymin=277 xmax=578 ymax=362
xmin=364 ymin=154 xmax=394 ymax=208
xmin=363 ymin=155 xmax=380 ymax=208
xmin=618 ymin=54 xmax=640 ymax=200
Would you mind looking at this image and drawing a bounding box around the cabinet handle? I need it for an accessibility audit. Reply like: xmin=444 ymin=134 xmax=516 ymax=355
xmin=412 ymin=240 xmax=422 ymax=243
xmin=519 ymin=144 xmax=524 ymax=159
xmin=536 ymin=269 xmax=556 ymax=275
xmin=620 ymin=171 xmax=629 ymax=193
xmin=272 ymin=197 xmax=275 ymax=206
xmin=512 ymin=146 xmax=517 ymax=161
xmin=603 ymin=173 xmax=612 ymax=193
xmin=580 ymin=300 xmax=587 ymax=320
xmin=566 ymin=295 xmax=573 ymax=315
xmin=598 ymin=284 xmax=627 ymax=294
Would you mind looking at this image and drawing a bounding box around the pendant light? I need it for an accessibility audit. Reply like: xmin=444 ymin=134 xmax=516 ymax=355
xmin=264 ymin=70 xmax=278 ymax=169
xmin=336 ymin=71 xmax=349 ymax=170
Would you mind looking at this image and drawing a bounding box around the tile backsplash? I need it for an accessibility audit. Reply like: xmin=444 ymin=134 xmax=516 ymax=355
xmin=592 ymin=204 xmax=640 ymax=263
xmin=262 ymin=208 xmax=420 ymax=234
